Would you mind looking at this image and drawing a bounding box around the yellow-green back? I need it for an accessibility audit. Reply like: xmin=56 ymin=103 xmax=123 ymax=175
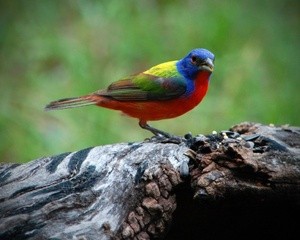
xmin=143 ymin=61 xmax=179 ymax=78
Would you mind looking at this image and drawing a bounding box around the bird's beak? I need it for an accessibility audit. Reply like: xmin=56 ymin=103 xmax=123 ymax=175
xmin=200 ymin=58 xmax=214 ymax=72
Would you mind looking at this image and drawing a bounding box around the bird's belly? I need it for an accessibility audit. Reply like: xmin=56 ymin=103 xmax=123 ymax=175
xmin=123 ymin=99 xmax=198 ymax=121
xmin=99 ymin=89 xmax=207 ymax=121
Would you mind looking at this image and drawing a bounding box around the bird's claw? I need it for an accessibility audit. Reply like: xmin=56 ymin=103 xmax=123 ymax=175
xmin=146 ymin=134 xmax=184 ymax=144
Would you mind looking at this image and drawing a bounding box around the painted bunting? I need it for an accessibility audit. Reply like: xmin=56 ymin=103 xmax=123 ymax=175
xmin=45 ymin=48 xmax=215 ymax=137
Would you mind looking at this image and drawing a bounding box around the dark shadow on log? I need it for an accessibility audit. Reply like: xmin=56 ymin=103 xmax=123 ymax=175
xmin=167 ymin=180 xmax=299 ymax=240
xmin=0 ymin=122 xmax=299 ymax=240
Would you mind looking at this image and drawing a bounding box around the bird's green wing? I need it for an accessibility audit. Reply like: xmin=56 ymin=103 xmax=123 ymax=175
xmin=96 ymin=61 xmax=187 ymax=101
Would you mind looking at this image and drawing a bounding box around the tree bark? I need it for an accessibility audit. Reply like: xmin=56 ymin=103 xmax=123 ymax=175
xmin=0 ymin=122 xmax=299 ymax=240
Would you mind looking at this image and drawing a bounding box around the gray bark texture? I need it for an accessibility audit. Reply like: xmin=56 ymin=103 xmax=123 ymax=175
xmin=0 ymin=122 xmax=299 ymax=240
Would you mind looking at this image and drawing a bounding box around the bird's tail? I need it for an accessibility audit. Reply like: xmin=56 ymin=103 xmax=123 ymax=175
xmin=45 ymin=96 xmax=97 ymax=111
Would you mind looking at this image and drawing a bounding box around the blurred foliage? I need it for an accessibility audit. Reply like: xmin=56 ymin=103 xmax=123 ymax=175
xmin=0 ymin=0 xmax=299 ymax=163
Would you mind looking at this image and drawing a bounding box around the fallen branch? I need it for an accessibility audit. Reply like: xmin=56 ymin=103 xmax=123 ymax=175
xmin=0 ymin=122 xmax=299 ymax=240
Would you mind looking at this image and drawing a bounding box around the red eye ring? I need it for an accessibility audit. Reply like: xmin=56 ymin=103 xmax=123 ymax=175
xmin=191 ymin=56 xmax=197 ymax=64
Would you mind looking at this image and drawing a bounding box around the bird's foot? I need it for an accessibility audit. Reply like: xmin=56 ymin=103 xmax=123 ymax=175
xmin=154 ymin=132 xmax=196 ymax=146
xmin=151 ymin=134 xmax=184 ymax=144
xmin=139 ymin=121 xmax=195 ymax=144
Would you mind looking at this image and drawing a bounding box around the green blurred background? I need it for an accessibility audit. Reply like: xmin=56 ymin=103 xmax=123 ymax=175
xmin=0 ymin=0 xmax=299 ymax=163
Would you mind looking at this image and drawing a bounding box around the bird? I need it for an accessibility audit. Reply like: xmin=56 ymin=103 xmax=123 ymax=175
xmin=45 ymin=48 xmax=215 ymax=138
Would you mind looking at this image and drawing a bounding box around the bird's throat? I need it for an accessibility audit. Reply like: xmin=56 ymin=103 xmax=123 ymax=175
xmin=190 ymin=71 xmax=210 ymax=104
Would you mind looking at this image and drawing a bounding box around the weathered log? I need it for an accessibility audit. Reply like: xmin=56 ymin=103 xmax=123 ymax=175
xmin=0 ymin=122 xmax=299 ymax=240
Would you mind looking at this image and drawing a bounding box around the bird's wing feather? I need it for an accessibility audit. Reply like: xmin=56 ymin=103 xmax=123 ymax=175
xmin=96 ymin=61 xmax=187 ymax=101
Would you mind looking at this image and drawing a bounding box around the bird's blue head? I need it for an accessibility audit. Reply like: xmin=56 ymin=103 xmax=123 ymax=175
xmin=176 ymin=48 xmax=215 ymax=80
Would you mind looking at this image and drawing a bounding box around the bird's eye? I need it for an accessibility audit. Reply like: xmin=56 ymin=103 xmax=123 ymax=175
xmin=191 ymin=56 xmax=197 ymax=64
